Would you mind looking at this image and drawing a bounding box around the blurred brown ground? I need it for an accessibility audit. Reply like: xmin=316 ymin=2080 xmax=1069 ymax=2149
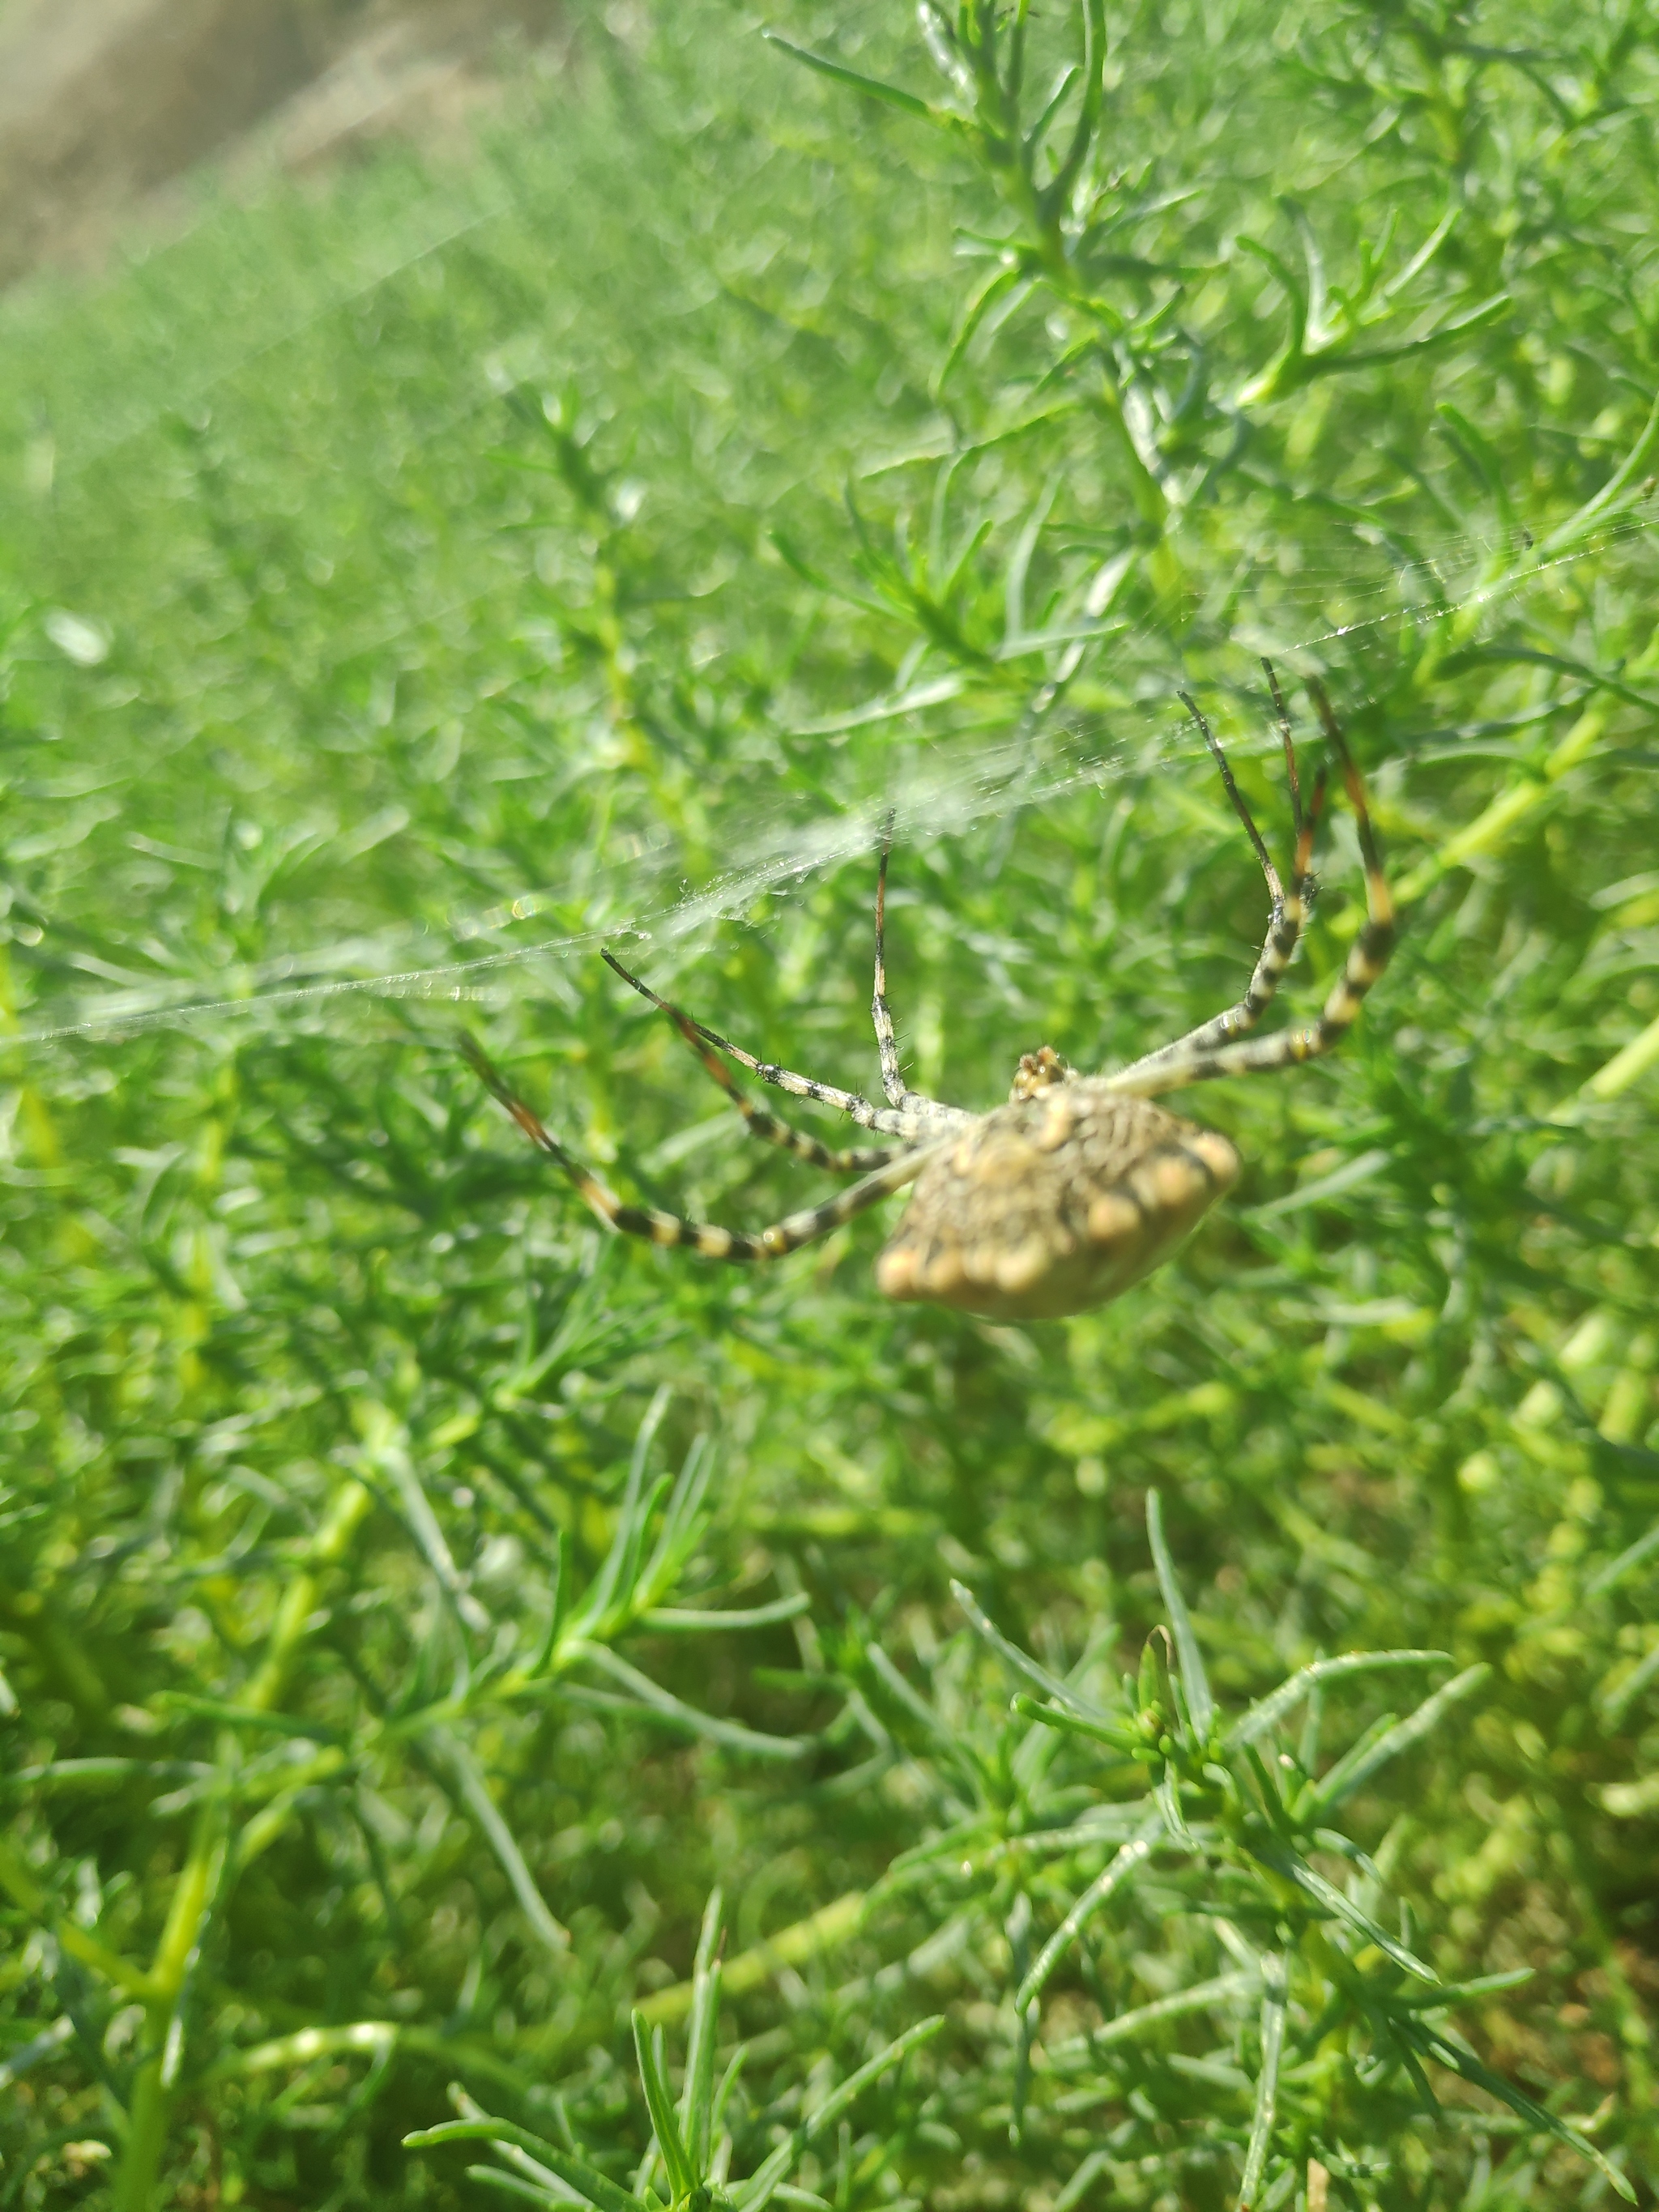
xmin=0 ymin=0 xmax=565 ymax=290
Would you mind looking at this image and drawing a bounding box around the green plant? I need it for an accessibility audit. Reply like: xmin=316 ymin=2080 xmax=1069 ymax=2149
xmin=2 ymin=0 xmax=1656 ymax=2206
xmin=409 ymin=1888 xmax=943 ymax=2212
xmin=411 ymin=1495 xmax=1631 ymax=2207
xmin=2 ymin=1391 xmax=808 ymax=2210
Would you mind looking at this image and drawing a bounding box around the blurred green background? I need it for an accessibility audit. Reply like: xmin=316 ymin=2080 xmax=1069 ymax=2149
xmin=2 ymin=2 xmax=1657 ymax=2207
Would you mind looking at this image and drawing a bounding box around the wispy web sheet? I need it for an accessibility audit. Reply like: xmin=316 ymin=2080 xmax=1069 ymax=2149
xmin=7 ymin=501 xmax=1649 ymax=1054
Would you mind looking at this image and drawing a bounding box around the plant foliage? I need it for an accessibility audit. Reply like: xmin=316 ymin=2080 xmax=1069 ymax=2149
xmin=1 ymin=1 xmax=1657 ymax=2208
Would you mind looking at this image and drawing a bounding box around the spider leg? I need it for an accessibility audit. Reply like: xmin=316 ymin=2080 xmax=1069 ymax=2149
xmin=601 ymin=949 xmax=970 ymax=1138
xmin=1111 ymin=664 xmax=1326 ymax=1085
xmin=1104 ymin=678 xmax=1395 ymax=1100
xmin=596 ymin=951 xmax=905 ymax=1174
xmin=462 ymin=1033 xmax=938 ymax=1262
xmin=871 ymin=818 xmax=953 ymax=1120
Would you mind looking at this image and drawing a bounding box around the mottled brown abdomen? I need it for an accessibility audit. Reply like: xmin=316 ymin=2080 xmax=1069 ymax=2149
xmin=875 ymin=1081 xmax=1239 ymax=1320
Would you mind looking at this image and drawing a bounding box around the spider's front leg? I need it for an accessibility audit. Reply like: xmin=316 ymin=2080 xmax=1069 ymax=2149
xmin=870 ymin=819 xmax=953 ymax=1122
xmin=601 ymin=949 xmax=957 ymax=1140
xmin=599 ymin=952 xmax=904 ymax=1174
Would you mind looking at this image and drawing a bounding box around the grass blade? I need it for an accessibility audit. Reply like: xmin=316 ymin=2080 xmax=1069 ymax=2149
xmin=1145 ymin=1491 xmax=1214 ymax=1741
xmin=535 ymin=1533 xmax=568 ymax=1675
xmin=638 ymin=1434 xmax=714 ymax=1609
xmin=633 ymin=2010 xmax=695 ymax=2202
xmin=1249 ymin=1839 xmax=1437 ymax=1983
xmin=1043 ymin=1971 xmax=1258 ymax=2064
xmin=1227 ymin=1652 xmax=1451 ymax=1749
xmin=680 ymin=1888 xmax=725 ymax=2176
xmin=954 ymin=1581 xmax=1111 ymax=1718
xmin=429 ymin=1728 xmax=569 ymax=1957
xmin=404 ymin=2116 xmax=644 ymax=2212
xmin=643 ymin=1594 xmax=811 ymax=1632
xmin=1009 ymin=1693 xmax=1137 ymax=1754
xmin=731 ymin=2017 xmax=944 ymax=2212
xmin=570 ymin=1388 xmax=671 ymax=1635
xmin=1402 ymin=2018 xmax=1635 ymax=2201
xmin=578 ymin=1647 xmax=807 ymax=1760
xmin=1584 ymin=1517 xmax=1659 ymax=1599
xmin=1236 ymin=1951 xmax=1286 ymax=2210
xmin=1016 ymin=1826 xmax=1158 ymax=2014
xmin=1307 ymin=1664 xmax=1490 ymax=1817
xmin=761 ymin=35 xmax=945 ymax=123
xmin=466 ymin=2169 xmax=574 ymax=2208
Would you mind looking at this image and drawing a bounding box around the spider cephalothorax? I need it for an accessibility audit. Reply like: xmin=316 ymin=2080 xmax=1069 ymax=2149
xmin=1009 ymin=1045 xmax=1075 ymax=1100
xmin=464 ymin=663 xmax=1396 ymax=1322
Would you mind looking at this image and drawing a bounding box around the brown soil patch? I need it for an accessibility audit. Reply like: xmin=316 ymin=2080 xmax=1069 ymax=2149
xmin=0 ymin=0 xmax=564 ymax=291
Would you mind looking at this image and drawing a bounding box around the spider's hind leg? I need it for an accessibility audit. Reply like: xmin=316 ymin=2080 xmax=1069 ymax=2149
xmin=461 ymin=1031 xmax=934 ymax=1262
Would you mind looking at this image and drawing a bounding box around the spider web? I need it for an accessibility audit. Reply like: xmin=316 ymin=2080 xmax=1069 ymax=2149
xmin=8 ymin=496 xmax=1652 ymax=1057
xmin=5 ymin=30 xmax=1654 ymax=1068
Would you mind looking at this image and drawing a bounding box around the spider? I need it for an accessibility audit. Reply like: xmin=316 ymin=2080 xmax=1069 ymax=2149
xmin=463 ymin=663 xmax=1396 ymax=1321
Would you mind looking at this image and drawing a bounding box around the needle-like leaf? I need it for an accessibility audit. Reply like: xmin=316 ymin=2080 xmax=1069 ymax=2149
xmin=1306 ymin=1665 xmax=1490 ymax=1818
xmin=680 ymin=1889 xmax=724 ymax=2176
xmin=403 ymin=2116 xmax=644 ymax=2212
xmin=730 ymin=2018 xmax=945 ymax=2212
xmin=1145 ymin=1492 xmax=1214 ymax=1741
xmin=633 ymin=2010 xmax=696 ymax=2203
xmin=1227 ymin=1652 xmax=1451 ymax=1750
xmin=1235 ymin=1952 xmax=1286 ymax=2210
xmin=762 ymin=35 xmax=949 ymax=125
xmin=1016 ymin=1824 xmax=1158 ymax=2014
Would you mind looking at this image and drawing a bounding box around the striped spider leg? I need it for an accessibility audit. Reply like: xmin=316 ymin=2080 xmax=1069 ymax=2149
xmin=1112 ymin=659 xmax=1327 ymax=1088
xmin=599 ymin=951 xmax=908 ymax=1174
xmin=601 ymin=950 xmax=965 ymax=1141
xmin=458 ymin=894 xmax=966 ymax=1268
xmin=872 ymin=812 xmax=957 ymax=1122
xmin=1103 ymin=672 xmax=1397 ymax=1102
xmin=460 ymin=1032 xmax=940 ymax=1266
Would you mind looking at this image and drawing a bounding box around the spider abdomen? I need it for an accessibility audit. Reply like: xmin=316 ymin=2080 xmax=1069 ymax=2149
xmin=875 ymin=1085 xmax=1239 ymax=1321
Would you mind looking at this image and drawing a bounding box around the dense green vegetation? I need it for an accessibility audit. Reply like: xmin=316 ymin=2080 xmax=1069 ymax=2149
xmin=2 ymin=2 xmax=1657 ymax=2206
